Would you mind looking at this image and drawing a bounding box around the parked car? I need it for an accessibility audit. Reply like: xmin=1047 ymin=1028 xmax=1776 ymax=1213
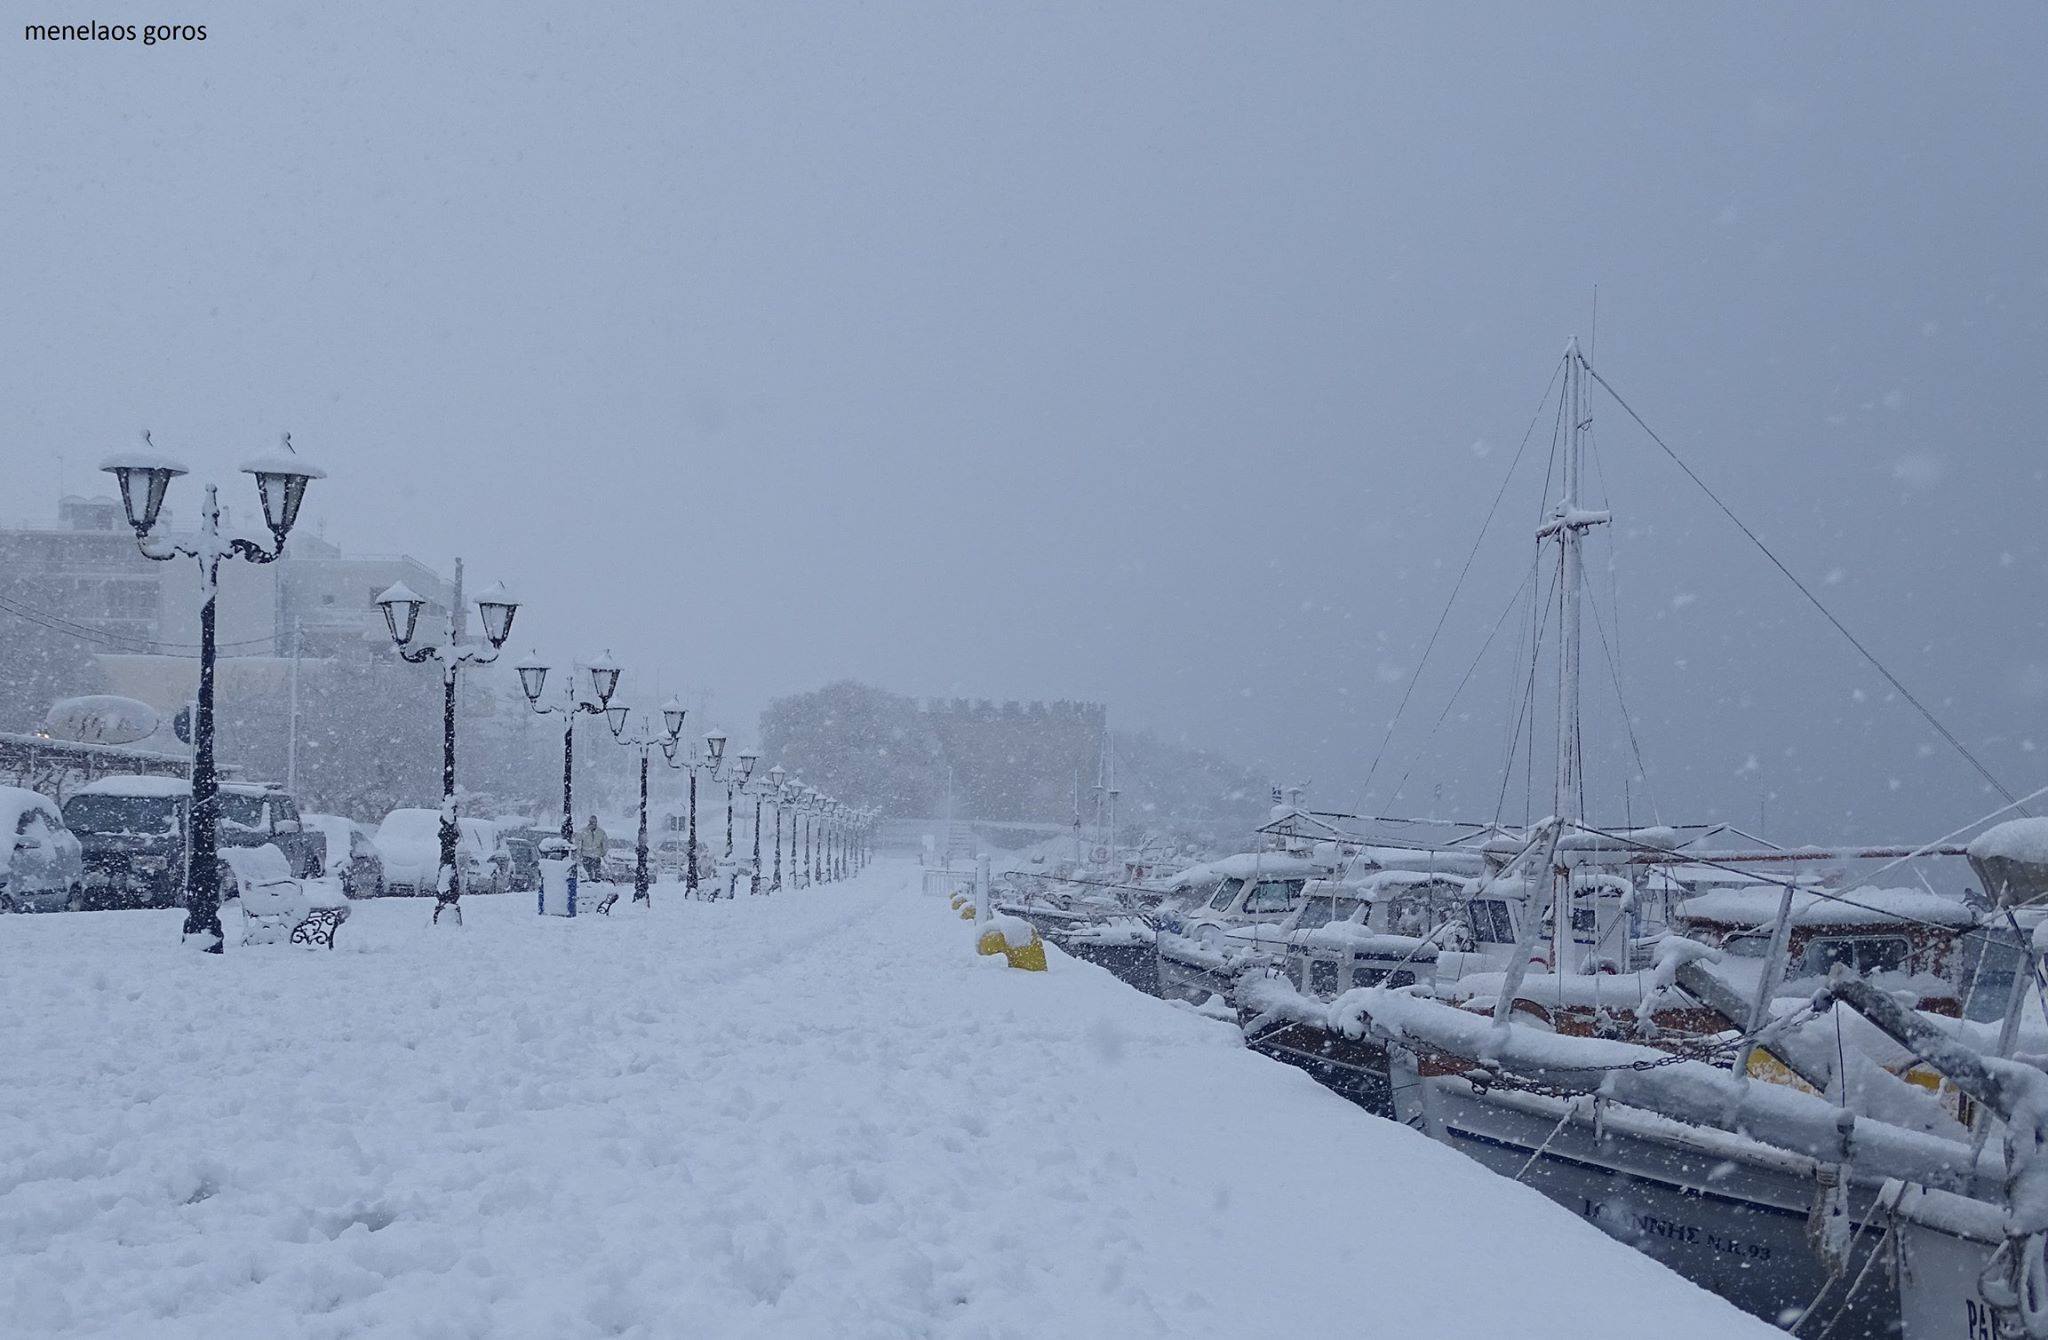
xmin=462 ymin=818 xmax=510 ymax=895
xmin=304 ymin=813 xmax=385 ymax=899
xmin=603 ymin=834 xmax=640 ymax=883
xmin=62 ymin=775 xmax=326 ymax=910
xmin=0 ymin=786 xmax=85 ymax=913
xmin=376 ymin=808 xmax=500 ymax=896
xmin=492 ymin=824 xmax=548 ymax=892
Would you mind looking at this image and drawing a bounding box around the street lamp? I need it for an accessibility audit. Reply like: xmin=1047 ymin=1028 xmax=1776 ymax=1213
xmin=103 ymin=432 xmax=323 ymax=953
xmin=747 ymin=769 xmax=775 ymax=896
xmin=798 ymin=786 xmax=816 ymax=887
xmin=517 ymin=651 xmax=623 ymax=844
xmin=658 ymin=732 xmax=717 ymax=898
xmin=724 ymin=751 xmax=757 ymax=898
xmin=829 ymin=801 xmax=844 ymax=881
xmin=608 ymin=704 xmax=684 ymax=906
xmin=376 ymin=578 xmax=521 ymax=926
xmin=767 ymin=765 xmax=787 ymax=891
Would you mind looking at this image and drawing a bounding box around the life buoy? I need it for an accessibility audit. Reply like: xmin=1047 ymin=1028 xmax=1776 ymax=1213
xmin=1091 ymin=846 xmax=1110 ymax=863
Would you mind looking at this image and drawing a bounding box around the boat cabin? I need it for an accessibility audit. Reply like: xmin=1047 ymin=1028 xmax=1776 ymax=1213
xmin=1675 ymin=885 xmax=1978 ymax=1014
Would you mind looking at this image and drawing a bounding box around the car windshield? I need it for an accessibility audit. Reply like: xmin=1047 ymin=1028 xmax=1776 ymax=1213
xmin=63 ymin=794 xmax=178 ymax=835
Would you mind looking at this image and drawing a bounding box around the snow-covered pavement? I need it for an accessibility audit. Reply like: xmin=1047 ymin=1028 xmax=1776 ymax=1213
xmin=2 ymin=861 xmax=1772 ymax=1338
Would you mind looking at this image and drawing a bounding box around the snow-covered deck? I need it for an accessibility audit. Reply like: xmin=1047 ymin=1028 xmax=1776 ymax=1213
xmin=0 ymin=861 xmax=1769 ymax=1337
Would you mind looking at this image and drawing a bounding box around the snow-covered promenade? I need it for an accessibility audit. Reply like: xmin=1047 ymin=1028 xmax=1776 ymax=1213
xmin=2 ymin=862 xmax=1770 ymax=1338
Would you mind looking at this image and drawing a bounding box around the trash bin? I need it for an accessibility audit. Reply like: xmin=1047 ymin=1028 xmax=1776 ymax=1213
xmin=538 ymin=837 xmax=577 ymax=917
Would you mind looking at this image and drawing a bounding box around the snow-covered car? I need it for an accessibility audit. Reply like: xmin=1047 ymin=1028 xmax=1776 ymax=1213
xmin=462 ymin=818 xmax=510 ymax=895
xmin=490 ymin=819 xmax=549 ymax=892
xmin=376 ymin=809 xmax=501 ymax=896
xmin=62 ymin=775 xmax=326 ymax=909
xmin=0 ymin=787 xmax=85 ymax=913
xmin=304 ymin=813 xmax=385 ymax=899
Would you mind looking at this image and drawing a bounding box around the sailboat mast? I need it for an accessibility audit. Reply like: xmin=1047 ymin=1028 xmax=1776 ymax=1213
xmin=1539 ymin=340 xmax=1609 ymax=971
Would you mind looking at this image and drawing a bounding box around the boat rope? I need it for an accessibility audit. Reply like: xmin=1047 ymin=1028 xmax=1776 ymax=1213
xmin=1493 ymin=550 xmax=1557 ymax=830
xmin=1361 ymin=357 xmax=1564 ymax=806
xmin=1387 ymin=565 xmax=1536 ymax=807
xmin=1511 ymin=1097 xmax=1585 ymax=1182
xmin=1793 ymin=1184 xmax=1904 ymax=1340
xmin=1581 ymin=580 xmax=1662 ymax=825
xmin=1586 ymin=361 xmax=2029 ymax=815
xmin=1566 ymin=817 xmax=2006 ymax=938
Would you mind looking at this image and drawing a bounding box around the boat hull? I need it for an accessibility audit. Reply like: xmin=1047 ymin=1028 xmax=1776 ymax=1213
xmin=1240 ymin=1017 xmax=1397 ymax=1118
xmin=1406 ymin=1077 xmax=1902 ymax=1336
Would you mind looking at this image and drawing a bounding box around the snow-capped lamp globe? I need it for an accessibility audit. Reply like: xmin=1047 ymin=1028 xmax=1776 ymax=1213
xmin=375 ymin=581 xmax=426 ymax=647
xmin=737 ymin=752 xmax=759 ymax=786
xmin=769 ymin=764 xmax=786 ymax=790
xmin=660 ymin=698 xmax=688 ymax=742
xmin=586 ymin=651 xmax=622 ymax=708
xmin=100 ymin=434 xmax=187 ymax=537
xmin=705 ymin=733 xmax=727 ymax=767
xmin=516 ymin=653 xmax=549 ymax=705
xmin=605 ymin=704 xmax=630 ymax=738
xmin=239 ymin=434 xmax=327 ymax=545
xmin=472 ymin=581 xmax=519 ymax=649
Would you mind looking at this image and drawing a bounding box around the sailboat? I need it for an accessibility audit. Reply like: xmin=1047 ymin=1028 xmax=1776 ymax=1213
xmin=1233 ymin=340 xmax=2007 ymax=1335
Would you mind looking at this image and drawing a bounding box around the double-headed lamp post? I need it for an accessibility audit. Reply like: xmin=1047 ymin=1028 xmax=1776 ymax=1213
xmin=831 ymin=802 xmax=846 ymax=881
xmin=798 ymin=786 xmax=817 ymax=887
xmin=102 ymin=434 xmax=323 ymax=953
xmin=748 ymin=771 xmax=768 ymax=896
xmin=607 ymin=700 xmax=685 ymax=906
xmin=724 ymin=751 xmax=757 ymax=899
xmin=659 ymin=732 xmax=722 ymax=898
xmin=515 ymin=651 xmax=622 ymax=841
xmin=375 ymin=579 xmax=521 ymax=926
xmin=767 ymin=765 xmax=787 ymax=891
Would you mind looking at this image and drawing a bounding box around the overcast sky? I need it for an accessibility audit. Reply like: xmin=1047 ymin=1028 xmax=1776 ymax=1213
xmin=5 ymin=3 xmax=2045 ymax=843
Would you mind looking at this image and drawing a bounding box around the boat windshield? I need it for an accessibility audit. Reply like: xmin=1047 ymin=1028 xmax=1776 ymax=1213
xmin=1208 ymin=877 xmax=1245 ymax=911
xmin=1800 ymin=936 xmax=1911 ymax=978
xmin=1959 ymin=926 xmax=2028 ymax=1023
xmin=1245 ymin=880 xmax=1300 ymax=914
xmin=1295 ymin=897 xmax=1341 ymax=930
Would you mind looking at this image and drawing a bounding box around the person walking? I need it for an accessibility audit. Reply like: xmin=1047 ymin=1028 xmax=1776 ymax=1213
xmin=577 ymin=814 xmax=608 ymax=882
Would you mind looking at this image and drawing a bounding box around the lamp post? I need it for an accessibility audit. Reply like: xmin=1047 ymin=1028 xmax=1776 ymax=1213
xmin=724 ymin=751 xmax=757 ymax=899
xmin=817 ymin=793 xmax=832 ymax=884
xmin=749 ymin=773 xmax=766 ymax=895
xmin=375 ymin=578 xmax=522 ymax=926
xmin=516 ymin=651 xmax=622 ymax=845
xmin=767 ymin=765 xmax=786 ymax=891
xmin=831 ymin=802 xmax=845 ymax=881
xmin=799 ymin=787 xmax=817 ymax=887
xmin=659 ymin=732 xmax=721 ymax=898
xmin=608 ymin=701 xmax=684 ymax=905
xmin=102 ymin=433 xmax=323 ymax=953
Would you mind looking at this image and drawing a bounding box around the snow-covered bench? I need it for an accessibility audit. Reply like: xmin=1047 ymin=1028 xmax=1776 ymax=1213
xmin=219 ymin=844 xmax=350 ymax=949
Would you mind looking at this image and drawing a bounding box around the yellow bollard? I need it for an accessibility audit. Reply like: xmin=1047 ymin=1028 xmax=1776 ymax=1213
xmin=977 ymin=926 xmax=1048 ymax=971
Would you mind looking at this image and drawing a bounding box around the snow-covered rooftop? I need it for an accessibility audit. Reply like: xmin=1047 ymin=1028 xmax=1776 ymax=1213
xmin=71 ymin=774 xmax=190 ymax=797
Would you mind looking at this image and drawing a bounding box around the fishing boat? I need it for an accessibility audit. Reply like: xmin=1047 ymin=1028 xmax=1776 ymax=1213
xmin=1233 ymin=339 xmax=2016 ymax=1335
